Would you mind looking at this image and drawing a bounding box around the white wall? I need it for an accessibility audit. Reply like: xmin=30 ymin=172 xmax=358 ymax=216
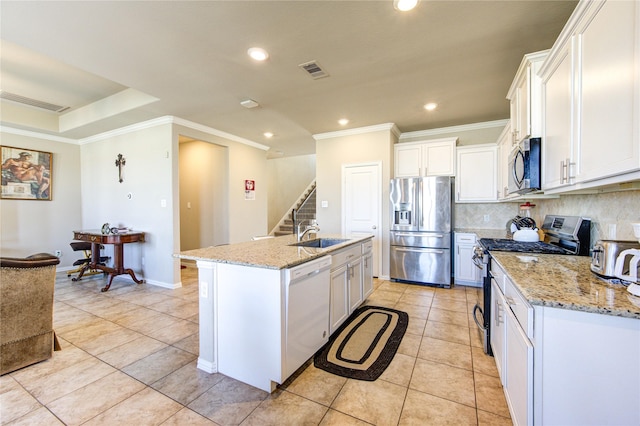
xmin=0 ymin=129 xmax=82 ymax=264
xmin=80 ymin=123 xmax=174 ymax=287
xmin=315 ymin=125 xmax=396 ymax=278
xmin=179 ymin=140 xmax=228 ymax=250
xmin=266 ymin=154 xmax=316 ymax=232
xmin=174 ymin=124 xmax=269 ymax=244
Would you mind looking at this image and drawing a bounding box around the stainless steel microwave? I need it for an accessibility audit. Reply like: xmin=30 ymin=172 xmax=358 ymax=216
xmin=507 ymin=137 xmax=541 ymax=195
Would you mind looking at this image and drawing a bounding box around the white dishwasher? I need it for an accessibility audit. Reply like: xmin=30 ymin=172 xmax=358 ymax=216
xmin=284 ymin=255 xmax=332 ymax=378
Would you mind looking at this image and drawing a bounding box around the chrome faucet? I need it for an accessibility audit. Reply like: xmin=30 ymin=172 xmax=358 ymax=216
xmin=297 ymin=219 xmax=320 ymax=242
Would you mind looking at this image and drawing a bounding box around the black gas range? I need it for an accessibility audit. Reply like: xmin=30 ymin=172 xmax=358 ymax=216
xmin=471 ymin=215 xmax=591 ymax=356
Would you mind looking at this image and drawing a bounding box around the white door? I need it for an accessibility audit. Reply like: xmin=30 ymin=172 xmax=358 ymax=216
xmin=342 ymin=162 xmax=382 ymax=277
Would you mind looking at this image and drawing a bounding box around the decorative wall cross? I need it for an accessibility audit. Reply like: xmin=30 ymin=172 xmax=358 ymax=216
xmin=115 ymin=154 xmax=126 ymax=183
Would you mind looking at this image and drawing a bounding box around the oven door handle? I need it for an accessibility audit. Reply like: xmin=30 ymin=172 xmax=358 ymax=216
xmin=472 ymin=304 xmax=486 ymax=330
xmin=471 ymin=249 xmax=485 ymax=269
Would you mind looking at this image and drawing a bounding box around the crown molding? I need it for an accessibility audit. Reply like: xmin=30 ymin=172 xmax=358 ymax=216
xmin=171 ymin=117 xmax=269 ymax=151
xmin=0 ymin=125 xmax=79 ymax=144
xmin=78 ymin=116 xmax=269 ymax=150
xmin=398 ymin=119 xmax=509 ymax=141
xmin=313 ymin=123 xmax=399 ymax=140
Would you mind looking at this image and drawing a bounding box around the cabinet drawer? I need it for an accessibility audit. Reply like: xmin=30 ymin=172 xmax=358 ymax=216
xmin=490 ymin=259 xmax=506 ymax=293
xmin=331 ymin=245 xmax=361 ymax=269
xmin=505 ymin=277 xmax=533 ymax=339
xmin=362 ymin=239 xmax=373 ymax=254
xmin=455 ymin=233 xmax=477 ymax=244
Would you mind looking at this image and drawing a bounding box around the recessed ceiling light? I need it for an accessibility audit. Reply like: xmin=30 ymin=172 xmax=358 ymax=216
xmin=393 ymin=0 xmax=418 ymax=12
xmin=248 ymin=47 xmax=269 ymax=61
xmin=263 ymin=132 xmax=274 ymax=138
xmin=338 ymin=118 xmax=349 ymax=126
xmin=424 ymin=102 xmax=438 ymax=111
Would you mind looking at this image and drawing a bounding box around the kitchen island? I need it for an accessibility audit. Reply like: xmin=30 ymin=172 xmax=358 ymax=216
xmin=489 ymin=252 xmax=640 ymax=425
xmin=176 ymin=234 xmax=374 ymax=392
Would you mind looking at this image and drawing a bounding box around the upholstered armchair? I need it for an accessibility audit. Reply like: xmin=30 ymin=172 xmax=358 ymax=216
xmin=1 ymin=253 xmax=60 ymax=375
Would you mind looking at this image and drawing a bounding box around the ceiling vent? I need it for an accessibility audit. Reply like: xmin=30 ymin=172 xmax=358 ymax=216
xmin=0 ymin=91 xmax=70 ymax=113
xmin=298 ymin=60 xmax=329 ymax=79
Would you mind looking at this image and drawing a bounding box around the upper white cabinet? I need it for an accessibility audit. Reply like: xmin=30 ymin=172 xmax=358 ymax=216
xmin=394 ymin=137 xmax=457 ymax=177
xmin=541 ymin=0 xmax=640 ymax=192
xmin=576 ymin=0 xmax=639 ymax=183
xmin=456 ymin=144 xmax=498 ymax=203
xmin=541 ymin=39 xmax=574 ymax=191
xmin=496 ymin=122 xmax=514 ymax=200
xmin=507 ymin=51 xmax=548 ymax=146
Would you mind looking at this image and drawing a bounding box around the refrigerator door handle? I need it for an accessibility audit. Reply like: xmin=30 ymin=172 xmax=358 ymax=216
xmin=393 ymin=232 xmax=444 ymax=238
xmin=394 ymin=247 xmax=445 ymax=254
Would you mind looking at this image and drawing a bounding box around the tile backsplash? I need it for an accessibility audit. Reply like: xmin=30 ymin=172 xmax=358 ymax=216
xmin=537 ymin=190 xmax=640 ymax=243
xmin=454 ymin=190 xmax=640 ymax=247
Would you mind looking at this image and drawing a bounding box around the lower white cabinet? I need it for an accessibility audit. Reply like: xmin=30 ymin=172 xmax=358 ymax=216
xmin=330 ymin=264 xmax=349 ymax=333
xmin=454 ymin=233 xmax=482 ymax=287
xmin=329 ymin=241 xmax=373 ymax=334
xmin=491 ymin=259 xmax=640 ymax=425
xmin=362 ymin=251 xmax=374 ymax=299
xmin=490 ymin=279 xmax=506 ymax=383
xmin=491 ymin=262 xmax=534 ymax=426
xmin=504 ymin=305 xmax=533 ymax=426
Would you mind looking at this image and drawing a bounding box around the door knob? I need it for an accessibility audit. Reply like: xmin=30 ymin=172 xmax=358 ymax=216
xmin=372 ymin=225 xmax=377 ymax=229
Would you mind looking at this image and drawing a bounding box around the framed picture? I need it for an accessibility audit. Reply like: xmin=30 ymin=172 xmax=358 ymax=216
xmin=1 ymin=146 xmax=52 ymax=200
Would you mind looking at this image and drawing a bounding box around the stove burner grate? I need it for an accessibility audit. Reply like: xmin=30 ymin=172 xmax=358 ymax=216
xmin=478 ymin=238 xmax=570 ymax=255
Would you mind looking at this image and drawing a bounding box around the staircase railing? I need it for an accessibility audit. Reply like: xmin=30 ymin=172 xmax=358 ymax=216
xmin=292 ymin=186 xmax=316 ymax=235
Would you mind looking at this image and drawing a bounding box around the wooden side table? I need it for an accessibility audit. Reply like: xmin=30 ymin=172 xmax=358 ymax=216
xmin=72 ymin=230 xmax=145 ymax=292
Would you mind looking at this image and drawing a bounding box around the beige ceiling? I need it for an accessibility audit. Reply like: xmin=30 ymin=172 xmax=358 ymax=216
xmin=1 ymin=0 xmax=577 ymax=157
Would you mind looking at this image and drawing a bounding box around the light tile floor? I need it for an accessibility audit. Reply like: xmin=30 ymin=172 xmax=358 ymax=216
xmin=1 ymin=265 xmax=512 ymax=425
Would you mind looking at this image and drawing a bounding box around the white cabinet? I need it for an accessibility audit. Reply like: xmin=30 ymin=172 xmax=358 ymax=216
xmin=541 ymin=0 xmax=640 ymax=192
xmin=394 ymin=137 xmax=457 ymax=177
xmin=504 ymin=305 xmax=533 ymax=426
xmin=362 ymin=240 xmax=374 ymax=299
xmin=329 ymin=240 xmax=373 ymax=334
xmin=330 ymin=264 xmax=349 ymax=334
xmin=541 ymin=39 xmax=574 ymax=191
xmin=454 ymin=233 xmax=482 ymax=287
xmin=575 ymin=0 xmax=639 ymax=183
xmin=348 ymin=256 xmax=363 ymax=313
xmin=490 ymin=279 xmax=506 ymax=383
xmin=490 ymin=260 xmax=533 ymax=426
xmin=496 ymin=122 xmax=514 ymax=199
xmin=507 ymin=51 xmax=548 ymax=145
xmin=455 ymin=144 xmax=498 ymax=203
xmin=491 ymin=257 xmax=640 ymax=425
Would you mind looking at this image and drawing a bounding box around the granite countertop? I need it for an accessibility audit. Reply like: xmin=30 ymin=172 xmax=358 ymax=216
xmin=490 ymin=252 xmax=640 ymax=320
xmin=175 ymin=233 xmax=372 ymax=270
xmin=454 ymin=228 xmax=508 ymax=239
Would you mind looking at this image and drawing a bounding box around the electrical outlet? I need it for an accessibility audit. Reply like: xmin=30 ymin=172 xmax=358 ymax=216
xmin=483 ymin=214 xmax=490 ymax=222
xmin=54 ymin=250 xmax=62 ymax=257
xmin=200 ymin=281 xmax=208 ymax=298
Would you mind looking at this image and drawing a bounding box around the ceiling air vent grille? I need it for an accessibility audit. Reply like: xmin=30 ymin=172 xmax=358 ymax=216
xmin=298 ymin=60 xmax=329 ymax=79
xmin=0 ymin=91 xmax=70 ymax=113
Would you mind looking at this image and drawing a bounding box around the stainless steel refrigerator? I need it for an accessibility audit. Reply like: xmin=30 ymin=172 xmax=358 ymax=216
xmin=389 ymin=176 xmax=452 ymax=287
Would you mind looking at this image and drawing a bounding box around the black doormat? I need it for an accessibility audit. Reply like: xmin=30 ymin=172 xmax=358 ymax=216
xmin=314 ymin=305 xmax=408 ymax=381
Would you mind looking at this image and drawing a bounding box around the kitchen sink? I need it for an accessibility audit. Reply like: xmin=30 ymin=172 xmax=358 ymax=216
xmin=289 ymin=238 xmax=350 ymax=248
